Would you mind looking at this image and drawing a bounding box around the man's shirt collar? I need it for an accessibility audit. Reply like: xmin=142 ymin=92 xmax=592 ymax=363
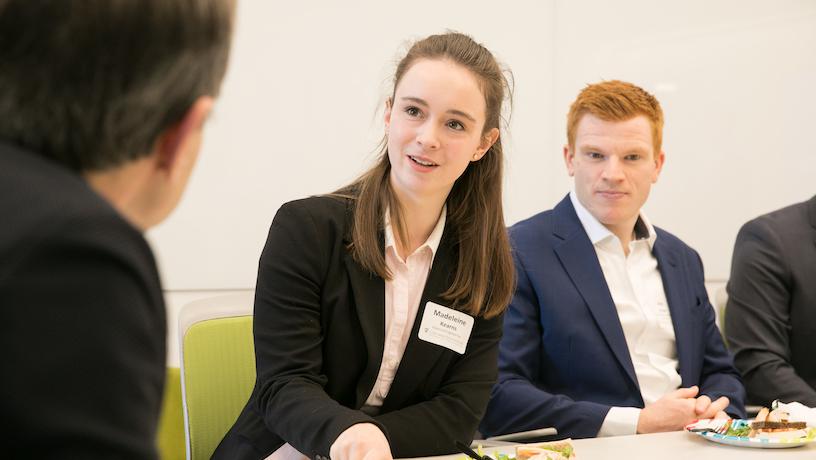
xmin=569 ymin=190 xmax=656 ymax=249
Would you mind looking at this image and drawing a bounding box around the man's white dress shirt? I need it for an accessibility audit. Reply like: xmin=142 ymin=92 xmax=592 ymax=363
xmin=569 ymin=191 xmax=682 ymax=436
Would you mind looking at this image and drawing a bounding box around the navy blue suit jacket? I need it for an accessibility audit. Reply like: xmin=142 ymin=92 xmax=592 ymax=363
xmin=480 ymin=196 xmax=745 ymax=439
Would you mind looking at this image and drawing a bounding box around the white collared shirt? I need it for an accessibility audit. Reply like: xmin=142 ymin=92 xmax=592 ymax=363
xmin=569 ymin=191 xmax=682 ymax=436
xmin=363 ymin=205 xmax=446 ymax=407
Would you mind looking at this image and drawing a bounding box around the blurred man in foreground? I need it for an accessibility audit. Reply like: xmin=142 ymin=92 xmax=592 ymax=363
xmin=0 ymin=1 xmax=235 ymax=457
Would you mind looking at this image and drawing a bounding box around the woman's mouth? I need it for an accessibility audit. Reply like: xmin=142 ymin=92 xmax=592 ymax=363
xmin=409 ymin=155 xmax=438 ymax=167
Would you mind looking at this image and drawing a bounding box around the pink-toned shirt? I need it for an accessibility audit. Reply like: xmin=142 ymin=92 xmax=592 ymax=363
xmin=363 ymin=206 xmax=446 ymax=407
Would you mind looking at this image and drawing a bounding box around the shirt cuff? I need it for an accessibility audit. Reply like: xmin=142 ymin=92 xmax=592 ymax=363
xmin=597 ymin=406 xmax=641 ymax=437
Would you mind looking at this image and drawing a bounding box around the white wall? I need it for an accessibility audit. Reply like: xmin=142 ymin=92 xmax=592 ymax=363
xmin=154 ymin=1 xmax=816 ymax=363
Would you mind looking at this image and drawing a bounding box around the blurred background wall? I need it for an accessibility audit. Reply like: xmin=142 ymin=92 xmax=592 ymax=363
xmin=150 ymin=0 xmax=816 ymax=364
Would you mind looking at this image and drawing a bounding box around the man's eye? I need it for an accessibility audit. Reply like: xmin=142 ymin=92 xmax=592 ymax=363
xmin=447 ymin=120 xmax=464 ymax=131
xmin=625 ymin=154 xmax=641 ymax=161
xmin=588 ymin=152 xmax=603 ymax=159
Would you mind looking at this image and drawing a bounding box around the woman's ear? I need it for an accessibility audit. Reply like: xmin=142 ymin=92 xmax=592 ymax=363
xmin=472 ymin=127 xmax=499 ymax=161
xmin=384 ymin=97 xmax=393 ymax=133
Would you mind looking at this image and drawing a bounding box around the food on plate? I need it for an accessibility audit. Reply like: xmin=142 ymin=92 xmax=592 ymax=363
xmin=516 ymin=440 xmax=576 ymax=460
xmin=723 ymin=419 xmax=751 ymax=437
xmin=685 ymin=407 xmax=816 ymax=448
xmin=688 ymin=414 xmax=814 ymax=440
xmin=750 ymin=407 xmax=808 ymax=436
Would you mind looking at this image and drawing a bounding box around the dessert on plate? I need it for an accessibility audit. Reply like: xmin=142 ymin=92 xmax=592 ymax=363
xmin=749 ymin=407 xmax=808 ymax=438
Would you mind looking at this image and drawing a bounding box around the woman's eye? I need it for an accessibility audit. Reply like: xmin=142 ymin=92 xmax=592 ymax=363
xmin=405 ymin=106 xmax=421 ymax=117
xmin=447 ymin=120 xmax=464 ymax=131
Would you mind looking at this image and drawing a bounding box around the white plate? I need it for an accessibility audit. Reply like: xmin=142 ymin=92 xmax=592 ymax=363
xmin=685 ymin=419 xmax=816 ymax=449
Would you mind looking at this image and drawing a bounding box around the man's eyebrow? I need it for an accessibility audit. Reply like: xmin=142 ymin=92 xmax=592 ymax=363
xmin=579 ymin=144 xmax=650 ymax=154
xmin=579 ymin=144 xmax=603 ymax=151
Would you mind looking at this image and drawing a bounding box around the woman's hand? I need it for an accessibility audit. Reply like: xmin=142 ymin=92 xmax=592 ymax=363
xmin=330 ymin=423 xmax=393 ymax=460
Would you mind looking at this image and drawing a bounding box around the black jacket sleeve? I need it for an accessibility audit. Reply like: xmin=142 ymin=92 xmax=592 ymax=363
xmin=251 ymin=202 xmax=378 ymax=458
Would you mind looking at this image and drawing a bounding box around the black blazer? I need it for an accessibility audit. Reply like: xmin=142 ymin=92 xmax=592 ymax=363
xmin=726 ymin=196 xmax=816 ymax=406
xmin=214 ymin=195 xmax=503 ymax=459
xmin=0 ymin=142 xmax=166 ymax=458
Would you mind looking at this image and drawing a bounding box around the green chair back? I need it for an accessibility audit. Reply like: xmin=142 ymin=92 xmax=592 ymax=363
xmin=181 ymin=315 xmax=255 ymax=460
xmin=714 ymin=285 xmax=729 ymax=346
xmin=158 ymin=367 xmax=185 ymax=460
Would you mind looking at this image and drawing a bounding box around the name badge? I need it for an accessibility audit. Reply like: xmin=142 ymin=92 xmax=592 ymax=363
xmin=417 ymin=302 xmax=474 ymax=354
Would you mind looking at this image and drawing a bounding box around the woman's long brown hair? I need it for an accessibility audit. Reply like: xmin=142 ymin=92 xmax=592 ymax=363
xmin=336 ymin=32 xmax=514 ymax=319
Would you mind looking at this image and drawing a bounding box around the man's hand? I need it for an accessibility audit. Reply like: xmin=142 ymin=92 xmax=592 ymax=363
xmin=637 ymin=386 xmax=700 ymax=434
xmin=330 ymin=423 xmax=393 ymax=460
xmin=694 ymin=394 xmax=730 ymax=420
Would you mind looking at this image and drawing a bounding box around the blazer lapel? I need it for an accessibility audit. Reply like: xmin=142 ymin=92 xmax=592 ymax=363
xmin=344 ymin=252 xmax=386 ymax=408
xmin=807 ymin=195 xmax=816 ymax=247
xmin=381 ymin=228 xmax=456 ymax=408
xmin=552 ymin=197 xmax=640 ymax=390
xmin=341 ymin=200 xmax=387 ymax=408
xmin=652 ymin=235 xmax=695 ymax=385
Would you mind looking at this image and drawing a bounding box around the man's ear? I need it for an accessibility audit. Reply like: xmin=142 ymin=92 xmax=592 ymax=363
xmin=563 ymin=144 xmax=575 ymax=176
xmin=155 ymin=96 xmax=214 ymax=175
xmin=652 ymin=150 xmax=666 ymax=183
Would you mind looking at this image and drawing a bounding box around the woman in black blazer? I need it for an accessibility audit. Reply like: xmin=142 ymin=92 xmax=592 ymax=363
xmin=215 ymin=32 xmax=515 ymax=460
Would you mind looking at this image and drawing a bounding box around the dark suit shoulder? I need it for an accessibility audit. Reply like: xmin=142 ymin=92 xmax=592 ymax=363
xmin=757 ymin=198 xmax=811 ymax=226
xmin=653 ymin=226 xmax=695 ymax=253
xmin=732 ymin=198 xmax=815 ymax=276
xmin=740 ymin=199 xmax=812 ymax=242
xmin=508 ymin=209 xmax=555 ymax=244
xmin=0 ymin=143 xmax=108 ymax=253
xmin=0 ymin=142 xmax=157 ymax=286
xmin=652 ymin=226 xmax=710 ymax=275
xmin=0 ymin=141 xmax=162 ymax=319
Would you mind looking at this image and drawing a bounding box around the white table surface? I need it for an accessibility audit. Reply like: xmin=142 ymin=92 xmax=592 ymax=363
xmin=408 ymin=431 xmax=816 ymax=460
xmin=567 ymin=431 xmax=815 ymax=459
